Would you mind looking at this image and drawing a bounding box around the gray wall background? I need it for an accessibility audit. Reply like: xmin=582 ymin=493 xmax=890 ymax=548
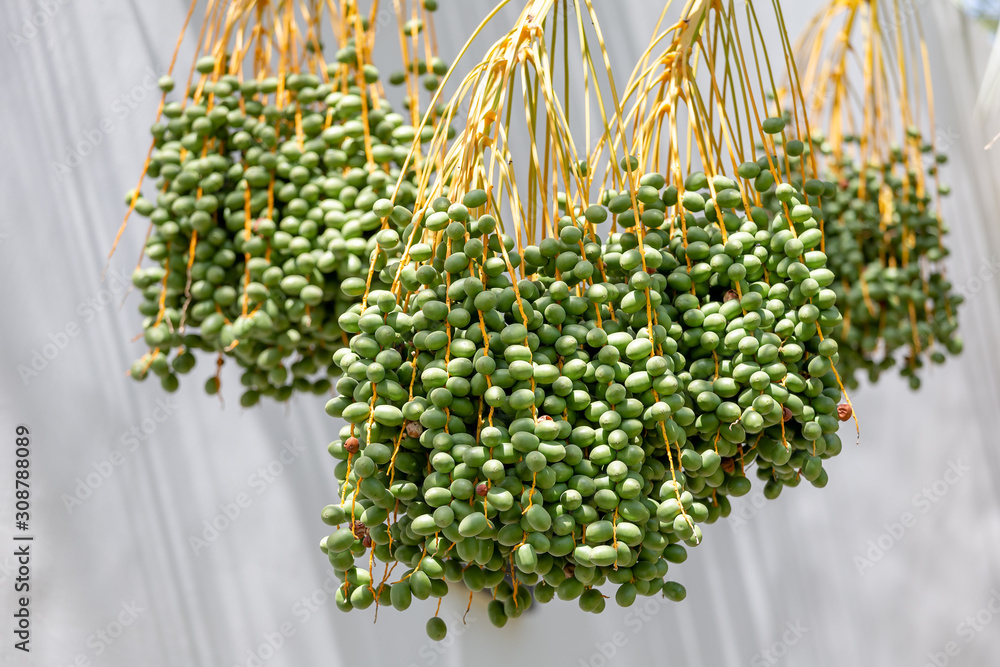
xmin=2 ymin=1 xmax=1000 ymax=666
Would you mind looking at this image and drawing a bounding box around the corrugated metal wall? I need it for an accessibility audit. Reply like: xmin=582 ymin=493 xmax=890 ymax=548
xmin=2 ymin=2 xmax=999 ymax=666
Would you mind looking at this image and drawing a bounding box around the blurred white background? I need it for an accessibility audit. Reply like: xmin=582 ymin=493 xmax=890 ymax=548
xmin=2 ymin=1 xmax=1000 ymax=666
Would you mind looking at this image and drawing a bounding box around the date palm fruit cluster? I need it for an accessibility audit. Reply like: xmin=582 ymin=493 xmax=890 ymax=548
xmin=127 ymin=52 xmax=431 ymax=405
xmin=319 ymin=119 xmax=851 ymax=639
xmin=816 ymin=133 xmax=962 ymax=389
xmin=791 ymin=0 xmax=964 ymax=391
